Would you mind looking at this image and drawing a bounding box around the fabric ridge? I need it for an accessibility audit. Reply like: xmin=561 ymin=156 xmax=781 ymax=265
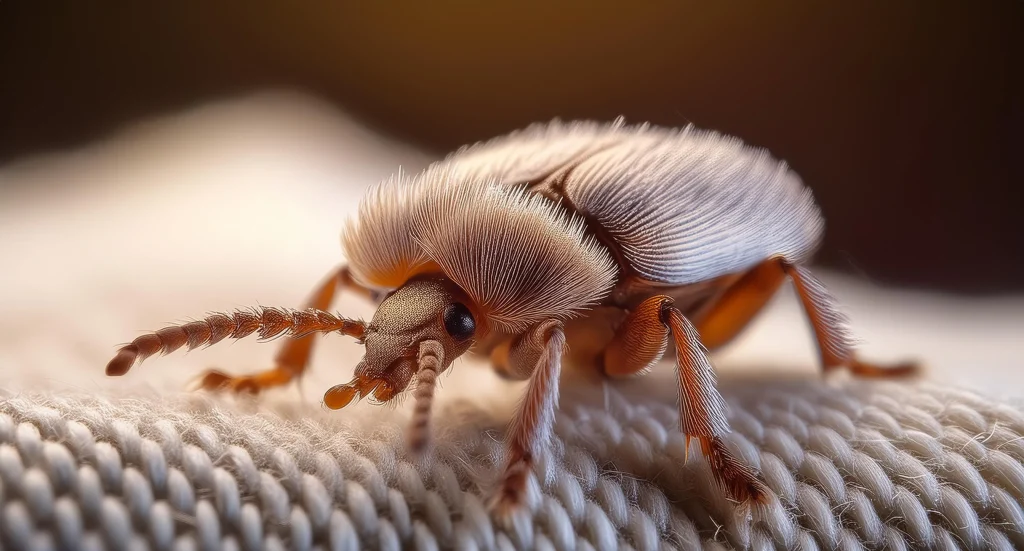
xmin=1 ymin=380 xmax=1022 ymax=550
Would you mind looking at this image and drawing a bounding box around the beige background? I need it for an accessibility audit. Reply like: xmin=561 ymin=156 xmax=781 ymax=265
xmin=1 ymin=92 xmax=1021 ymax=414
xmin=3 ymin=2 xmax=1020 ymax=292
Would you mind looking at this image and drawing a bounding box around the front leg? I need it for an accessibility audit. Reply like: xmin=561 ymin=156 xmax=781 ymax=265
xmin=603 ymin=296 xmax=769 ymax=504
xmin=192 ymin=265 xmax=370 ymax=394
xmin=107 ymin=265 xmax=371 ymax=394
xmin=489 ymin=319 xmax=565 ymax=514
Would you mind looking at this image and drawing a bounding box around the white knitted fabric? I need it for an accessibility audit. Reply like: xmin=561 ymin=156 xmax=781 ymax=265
xmin=3 ymin=93 xmax=1024 ymax=551
xmin=2 ymin=378 xmax=1023 ymax=551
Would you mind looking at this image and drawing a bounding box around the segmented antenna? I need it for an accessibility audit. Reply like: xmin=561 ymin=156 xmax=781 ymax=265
xmin=106 ymin=307 xmax=365 ymax=376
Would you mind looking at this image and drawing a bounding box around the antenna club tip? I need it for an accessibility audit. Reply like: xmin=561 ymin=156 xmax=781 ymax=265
xmin=105 ymin=348 xmax=137 ymax=376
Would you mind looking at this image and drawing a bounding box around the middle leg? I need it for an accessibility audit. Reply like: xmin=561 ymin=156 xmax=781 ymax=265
xmin=602 ymin=295 xmax=769 ymax=504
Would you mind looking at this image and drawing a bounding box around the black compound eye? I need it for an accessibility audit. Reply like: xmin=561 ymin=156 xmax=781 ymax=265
xmin=443 ymin=302 xmax=475 ymax=341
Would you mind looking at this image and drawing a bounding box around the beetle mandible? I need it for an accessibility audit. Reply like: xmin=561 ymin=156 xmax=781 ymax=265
xmin=106 ymin=118 xmax=917 ymax=512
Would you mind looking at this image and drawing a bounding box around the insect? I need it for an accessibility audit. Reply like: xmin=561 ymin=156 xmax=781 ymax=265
xmin=106 ymin=118 xmax=917 ymax=513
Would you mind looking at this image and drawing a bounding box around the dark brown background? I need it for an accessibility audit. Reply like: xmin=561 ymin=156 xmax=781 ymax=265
xmin=1 ymin=2 xmax=1021 ymax=293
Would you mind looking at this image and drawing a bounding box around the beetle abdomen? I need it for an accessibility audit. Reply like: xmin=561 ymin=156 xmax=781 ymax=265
xmin=449 ymin=119 xmax=824 ymax=285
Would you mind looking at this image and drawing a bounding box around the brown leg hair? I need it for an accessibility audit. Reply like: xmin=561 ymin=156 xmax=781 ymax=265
xmin=106 ymin=265 xmax=371 ymax=393
xmin=782 ymin=262 xmax=918 ymax=377
xmin=490 ymin=319 xmax=565 ymax=514
xmin=603 ymin=296 xmax=769 ymax=504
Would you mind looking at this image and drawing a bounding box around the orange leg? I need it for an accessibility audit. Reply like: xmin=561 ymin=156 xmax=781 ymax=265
xmin=602 ymin=297 xmax=668 ymax=378
xmin=692 ymin=259 xmax=788 ymax=351
xmin=689 ymin=258 xmax=917 ymax=377
xmin=191 ymin=265 xmax=372 ymax=393
xmin=490 ymin=319 xmax=565 ymax=514
xmin=602 ymin=296 xmax=768 ymax=504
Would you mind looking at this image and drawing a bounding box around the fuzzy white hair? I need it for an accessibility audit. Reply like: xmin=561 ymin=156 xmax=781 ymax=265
xmin=342 ymin=164 xmax=618 ymax=333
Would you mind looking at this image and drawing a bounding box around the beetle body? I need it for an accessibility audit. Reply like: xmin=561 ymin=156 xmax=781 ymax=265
xmin=428 ymin=119 xmax=823 ymax=366
xmin=107 ymin=118 xmax=915 ymax=513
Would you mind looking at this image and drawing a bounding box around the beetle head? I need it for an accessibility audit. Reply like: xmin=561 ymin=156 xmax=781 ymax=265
xmin=324 ymin=277 xmax=479 ymax=409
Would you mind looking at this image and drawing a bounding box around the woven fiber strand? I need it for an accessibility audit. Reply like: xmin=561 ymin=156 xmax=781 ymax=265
xmin=1 ymin=380 xmax=1023 ymax=551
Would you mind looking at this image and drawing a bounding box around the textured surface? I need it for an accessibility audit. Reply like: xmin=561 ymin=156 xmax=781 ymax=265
xmin=2 ymin=94 xmax=1023 ymax=551
xmin=2 ymin=379 xmax=1024 ymax=551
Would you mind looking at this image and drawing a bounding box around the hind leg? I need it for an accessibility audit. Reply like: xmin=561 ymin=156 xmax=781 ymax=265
xmin=690 ymin=258 xmax=917 ymax=377
xmin=690 ymin=258 xmax=788 ymax=351
xmin=782 ymin=262 xmax=918 ymax=377
xmin=194 ymin=265 xmax=372 ymax=394
xmin=602 ymin=296 xmax=769 ymax=504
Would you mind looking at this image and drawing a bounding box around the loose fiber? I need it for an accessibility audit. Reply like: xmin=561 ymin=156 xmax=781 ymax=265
xmin=1 ymin=379 xmax=1023 ymax=551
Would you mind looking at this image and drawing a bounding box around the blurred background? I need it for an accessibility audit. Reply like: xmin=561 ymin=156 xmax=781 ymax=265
xmin=0 ymin=3 xmax=1022 ymax=401
xmin=1 ymin=2 xmax=1021 ymax=293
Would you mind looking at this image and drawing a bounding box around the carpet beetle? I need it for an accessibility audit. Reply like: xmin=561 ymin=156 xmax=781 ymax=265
xmin=107 ymin=118 xmax=916 ymax=512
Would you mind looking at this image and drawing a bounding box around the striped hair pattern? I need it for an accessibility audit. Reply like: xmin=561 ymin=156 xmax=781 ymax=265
xmin=342 ymin=163 xmax=618 ymax=333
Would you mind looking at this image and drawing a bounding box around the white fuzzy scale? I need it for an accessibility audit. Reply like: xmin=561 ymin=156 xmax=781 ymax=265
xmin=2 ymin=381 xmax=1023 ymax=551
xmin=448 ymin=118 xmax=824 ymax=285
